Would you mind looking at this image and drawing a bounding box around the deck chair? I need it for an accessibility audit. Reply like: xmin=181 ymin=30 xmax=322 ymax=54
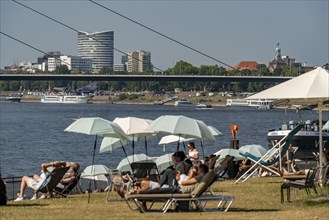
xmin=53 ymin=172 xmax=81 ymax=197
xmin=124 ymin=170 xmax=235 ymax=213
xmin=36 ymin=166 xmax=70 ymax=197
xmin=235 ymin=123 xmax=304 ymax=183
xmin=280 ymin=168 xmax=317 ymax=203
xmin=214 ymin=155 xmax=234 ymax=179
xmin=106 ymin=169 xmax=131 ymax=202
xmin=130 ymin=160 xmax=160 ymax=182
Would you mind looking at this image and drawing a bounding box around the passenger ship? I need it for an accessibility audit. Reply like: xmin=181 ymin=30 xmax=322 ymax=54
xmin=174 ymin=100 xmax=195 ymax=107
xmin=226 ymin=99 xmax=273 ymax=109
xmin=41 ymin=94 xmax=90 ymax=104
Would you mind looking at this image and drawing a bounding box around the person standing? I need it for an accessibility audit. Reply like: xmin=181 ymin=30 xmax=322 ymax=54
xmin=187 ymin=142 xmax=199 ymax=163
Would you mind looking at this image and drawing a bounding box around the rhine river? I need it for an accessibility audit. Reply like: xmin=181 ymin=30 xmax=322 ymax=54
xmin=0 ymin=103 xmax=327 ymax=179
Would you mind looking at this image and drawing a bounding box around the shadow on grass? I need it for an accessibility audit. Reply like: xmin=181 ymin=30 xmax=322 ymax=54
xmin=304 ymin=199 xmax=329 ymax=206
xmin=5 ymin=203 xmax=48 ymax=207
xmin=227 ymin=208 xmax=280 ymax=212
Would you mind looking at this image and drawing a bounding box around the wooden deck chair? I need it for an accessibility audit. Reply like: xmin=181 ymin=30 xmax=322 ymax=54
xmin=235 ymin=123 xmax=304 ymax=183
xmin=36 ymin=167 xmax=70 ymax=197
xmin=124 ymin=170 xmax=235 ymax=213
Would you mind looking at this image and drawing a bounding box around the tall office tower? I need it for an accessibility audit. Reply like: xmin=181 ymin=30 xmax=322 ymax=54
xmin=127 ymin=50 xmax=153 ymax=73
xmin=77 ymin=30 xmax=114 ymax=73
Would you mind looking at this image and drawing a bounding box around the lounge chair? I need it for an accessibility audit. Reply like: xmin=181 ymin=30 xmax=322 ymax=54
xmin=124 ymin=170 xmax=235 ymax=213
xmin=235 ymin=123 xmax=304 ymax=183
xmin=130 ymin=160 xmax=160 ymax=182
xmin=53 ymin=172 xmax=82 ymax=197
xmin=36 ymin=166 xmax=70 ymax=197
xmin=280 ymin=168 xmax=317 ymax=203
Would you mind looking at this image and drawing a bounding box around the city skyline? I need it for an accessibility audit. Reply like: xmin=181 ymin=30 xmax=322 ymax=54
xmin=1 ymin=1 xmax=328 ymax=71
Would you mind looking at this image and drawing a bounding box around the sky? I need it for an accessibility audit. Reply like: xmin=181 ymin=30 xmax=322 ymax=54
xmin=0 ymin=0 xmax=328 ymax=71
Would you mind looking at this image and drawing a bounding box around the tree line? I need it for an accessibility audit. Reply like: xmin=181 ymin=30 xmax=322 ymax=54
xmin=0 ymin=60 xmax=319 ymax=94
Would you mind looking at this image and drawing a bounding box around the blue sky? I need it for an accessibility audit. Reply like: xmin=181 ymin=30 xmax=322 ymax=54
xmin=1 ymin=0 xmax=328 ymax=70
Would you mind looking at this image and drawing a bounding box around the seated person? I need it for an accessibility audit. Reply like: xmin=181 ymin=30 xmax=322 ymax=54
xmin=279 ymin=169 xmax=308 ymax=177
xmin=56 ymin=162 xmax=80 ymax=190
xmin=14 ymin=161 xmax=79 ymax=201
xmin=0 ymin=176 xmax=7 ymax=206
xmin=138 ymin=164 xmax=209 ymax=195
xmin=178 ymin=165 xmax=198 ymax=185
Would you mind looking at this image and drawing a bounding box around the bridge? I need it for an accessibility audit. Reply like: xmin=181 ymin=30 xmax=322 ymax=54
xmin=0 ymin=74 xmax=292 ymax=83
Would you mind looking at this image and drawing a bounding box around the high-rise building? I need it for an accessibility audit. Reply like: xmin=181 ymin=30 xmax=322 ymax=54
xmin=60 ymin=55 xmax=93 ymax=73
xmin=127 ymin=50 xmax=153 ymax=73
xmin=77 ymin=30 xmax=114 ymax=73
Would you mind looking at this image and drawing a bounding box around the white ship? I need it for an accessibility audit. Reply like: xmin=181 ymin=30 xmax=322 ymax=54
xmin=41 ymin=94 xmax=91 ymax=104
xmin=174 ymin=100 xmax=195 ymax=107
xmin=226 ymin=99 xmax=273 ymax=109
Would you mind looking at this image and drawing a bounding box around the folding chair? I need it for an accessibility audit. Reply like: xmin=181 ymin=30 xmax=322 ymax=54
xmin=281 ymin=168 xmax=317 ymax=203
xmin=53 ymin=172 xmax=82 ymax=197
xmin=235 ymin=123 xmax=304 ymax=183
xmin=36 ymin=167 xmax=70 ymax=197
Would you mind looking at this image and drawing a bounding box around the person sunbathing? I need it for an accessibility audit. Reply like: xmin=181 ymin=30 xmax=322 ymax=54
xmin=14 ymin=161 xmax=79 ymax=201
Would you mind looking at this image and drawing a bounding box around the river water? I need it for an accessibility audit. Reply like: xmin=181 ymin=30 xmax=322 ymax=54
xmin=1 ymin=102 xmax=327 ymax=179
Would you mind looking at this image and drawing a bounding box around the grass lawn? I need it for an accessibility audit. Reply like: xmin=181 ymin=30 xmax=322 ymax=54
xmin=1 ymin=177 xmax=328 ymax=220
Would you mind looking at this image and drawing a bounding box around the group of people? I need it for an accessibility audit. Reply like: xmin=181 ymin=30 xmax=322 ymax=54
xmin=116 ymin=142 xmax=205 ymax=198
xmin=14 ymin=161 xmax=80 ymax=201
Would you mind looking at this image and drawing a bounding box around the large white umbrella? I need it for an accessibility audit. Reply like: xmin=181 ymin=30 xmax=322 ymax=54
xmin=113 ymin=117 xmax=154 ymax=155
xmin=116 ymin=154 xmax=151 ymax=172
xmin=214 ymin=148 xmax=246 ymax=162
xmin=147 ymin=115 xmax=215 ymax=149
xmin=239 ymin=144 xmax=267 ymax=158
xmin=208 ymin=126 xmax=223 ymax=136
xmin=81 ymin=164 xmax=110 ymax=178
xmin=99 ymin=137 xmax=130 ymax=153
xmin=113 ymin=117 xmax=154 ymax=138
xmin=155 ymin=153 xmax=174 ymax=173
xmin=64 ymin=117 xmax=127 ymax=139
xmin=246 ymin=67 xmax=329 ymax=166
xmin=158 ymin=135 xmax=196 ymax=145
xmin=64 ymin=117 xmax=128 ymax=202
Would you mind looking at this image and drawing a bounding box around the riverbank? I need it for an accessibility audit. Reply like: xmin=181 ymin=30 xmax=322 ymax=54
xmin=16 ymin=93 xmax=329 ymax=111
xmin=2 ymin=177 xmax=328 ymax=220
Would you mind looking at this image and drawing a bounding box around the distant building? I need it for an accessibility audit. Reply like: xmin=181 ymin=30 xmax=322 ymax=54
xmin=60 ymin=55 xmax=93 ymax=73
xmin=113 ymin=64 xmax=126 ymax=72
xmin=127 ymin=50 xmax=153 ymax=73
xmin=77 ymin=30 xmax=114 ymax=73
xmin=37 ymin=51 xmax=63 ymax=71
xmin=121 ymin=55 xmax=128 ymax=64
xmin=235 ymin=61 xmax=258 ymax=70
xmin=47 ymin=57 xmax=62 ymax=72
xmin=268 ymin=43 xmax=302 ymax=72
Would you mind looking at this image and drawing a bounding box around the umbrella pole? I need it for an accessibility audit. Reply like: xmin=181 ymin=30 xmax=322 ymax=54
xmin=145 ymin=136 xmax=148 ymax=160
xmin=132 ymin=134 xmax=135 ymax=162
xmin=200 ymin=140 xmax=205 ymax=159
xmin=177 ymin=135 xmax=181 ymax=151
xmin=319 ymin=101 xmax=323 ymax=177
xmin=88 ymin=135 xmax=97 ymax=204
xmin=120 ymin=141 xmax=131 ymax=165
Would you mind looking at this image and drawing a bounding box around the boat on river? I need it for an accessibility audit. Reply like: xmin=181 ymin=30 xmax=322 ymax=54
xmin=195 ymin=103 xmax=213 ymax=110
xmin=174 ymin=100 xmax=195 ymax=107
xmin=226 ymin=99 xmax=273 ymax=109
xmin=267 ymin=120 xmax=329 ymax=160
xmin=41 ymin=94 xmax=91 ymax=104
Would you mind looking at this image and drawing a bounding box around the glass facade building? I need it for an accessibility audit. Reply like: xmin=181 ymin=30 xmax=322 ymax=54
xmin=77 ymin=30 xmax=114 ymax=73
